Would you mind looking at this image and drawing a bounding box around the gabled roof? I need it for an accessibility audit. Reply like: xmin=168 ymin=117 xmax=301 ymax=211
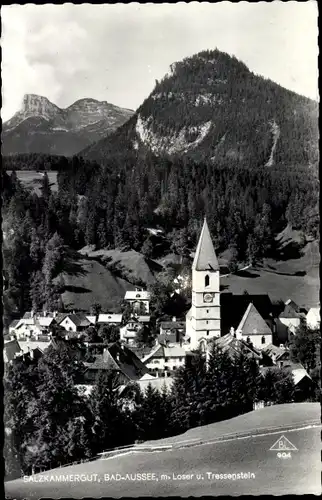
xmin=124 ymin=291 xmax=150 ymax=300
xmin=9 ymin=319 xmax=20 ymax=330
xmin=61 ymin=313 xmax=90 ymax=327
xmin=192 ymin=218 xmax=219 ymax=271
xmin=260 ymin=363 xmax=312 ymax=386
xmin=160 ymin=321 xmax=185 ymax=330
xmin=4 ymin=339 xmax=22 ymax=363
xmin=262 ymin=344 xmax=290 ymax=361
xmin=142 ymin=344 xmax=186 ymax=362
xmin=84 ymin=343 xmax=149 ymax=381
xmin=38 ymin=317 xmax=55 ymax=327
xmin=212 ymin=333 xmax=262 ymax=360
xmin=307 ymin=307 xmax=320 ymax=320
xmin=237 ymin=303 xmax=272 ymax=336
xmin=279 ymin=303 xmax=301 ymax=319
xmin=97 ymin=314 xmax=123 ymax=323
xmin=220 ymin=293 xmax=273 ymax=334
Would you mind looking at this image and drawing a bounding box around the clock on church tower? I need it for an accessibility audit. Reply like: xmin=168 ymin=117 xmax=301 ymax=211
xmin=203 ymin=292 xmax=214 ymax=303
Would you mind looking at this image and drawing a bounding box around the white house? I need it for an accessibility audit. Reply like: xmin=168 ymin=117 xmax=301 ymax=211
xmin=306 ymin=307 xmax=320 ymax=329
xmin=278 ymin=299 xmax=302 ymax=334
xmin=236 ymin=302 xmax=273 ymax=349
xmin=59 ymin=313 xmax=90 ymax=333
xmin=124 ymin=288 xmax=150 ymax=313
xmin=142 ymin=344 xmax=187 ymax=377
xmin=97 ymin=314 xmax=123 ymax=325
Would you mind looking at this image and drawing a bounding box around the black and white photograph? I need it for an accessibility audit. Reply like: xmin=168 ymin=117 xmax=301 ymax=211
xmin=2 ymin=2 xmax=320 ymax=498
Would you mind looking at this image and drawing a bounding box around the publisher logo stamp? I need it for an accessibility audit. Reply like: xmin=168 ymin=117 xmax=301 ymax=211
xmin=269 ymin=435 xmax=298 ymax=459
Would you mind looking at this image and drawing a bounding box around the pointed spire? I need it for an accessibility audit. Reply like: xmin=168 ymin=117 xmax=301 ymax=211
xmin=192 ymin=218 xmax=219 ymax=271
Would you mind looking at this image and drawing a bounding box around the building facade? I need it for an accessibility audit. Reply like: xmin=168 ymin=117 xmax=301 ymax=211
xmin=186 ymin=218 xmax=221 ymax=349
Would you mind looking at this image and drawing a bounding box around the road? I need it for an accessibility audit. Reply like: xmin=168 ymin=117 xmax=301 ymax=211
xmin=5 ymin=426 xmax=320 ymax=498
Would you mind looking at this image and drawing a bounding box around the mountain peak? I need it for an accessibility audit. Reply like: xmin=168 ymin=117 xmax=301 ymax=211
xmin=22 ymin=94 xmax=61 ymax=119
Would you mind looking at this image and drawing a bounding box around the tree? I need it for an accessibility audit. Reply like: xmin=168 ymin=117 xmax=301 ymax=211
xmin=90 ymin=303 xmax=102 ymax=317
xmin=289 ymin=321 xmax=320 ymax=373
xmin=257 ymin=368 xmax=295 ymax=405
xmin=141 ymin=237 xmax=154 ymax=258
xmin=42 ymin=232 xmax=65 ymax=310
xmin=89 ymin=371 xmax=132 ymax=454
xmin=98 ymin=324 xmax=120 ymax=343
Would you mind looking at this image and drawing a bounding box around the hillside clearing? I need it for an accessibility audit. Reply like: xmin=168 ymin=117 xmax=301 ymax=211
xmin=7 ymin=170 xmax=58 ymax=195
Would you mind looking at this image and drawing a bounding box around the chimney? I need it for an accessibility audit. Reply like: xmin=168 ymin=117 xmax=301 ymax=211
xmin=229 ymin=327 xmax=235 ymax=337
xmin=53 ymin=311 xmax=57 ymax=319
xmin=172 ymin=316 xmax=176 ymax=322
xmin=236 ymin=329 xmax=242 ymax=340
xmin=65 ymin=334 xmax=69 ymax=340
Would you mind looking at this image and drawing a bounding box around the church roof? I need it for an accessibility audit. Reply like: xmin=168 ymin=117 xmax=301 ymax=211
xmin=192 ymin=218 xmax=219 ymax=271
xmin=237 ymin=303 xmax=272 ymax=336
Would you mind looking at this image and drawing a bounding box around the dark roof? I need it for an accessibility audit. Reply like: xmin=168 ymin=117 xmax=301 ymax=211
xmin=211 ymin=334 xmax=262 ymax=360
xmin=262 ymin=344 xmax=290 ymax=361
xmin=4 ymin=339 xmax=22 ymax=362
xmin=238 ymin=303 xmax=272 ymax=336
xmin=84 ymin=342 xmax=149 ymax=381
xmin=9 ymin=319 xmax=20 ymax=329
xmin=220 ymin=293 xmax=273 ymax=334
xmin=62 ymin=313 xmax=90 ymax=327
xmin=160 ymin=321 xmax=185 ymax=330
xmin=192 ymin=218 xmax=219 ymax=271
xmin=279 ymin=303 xmax=301 ymax=319
xmin=23 ymin=312 xmax=33 ymax=319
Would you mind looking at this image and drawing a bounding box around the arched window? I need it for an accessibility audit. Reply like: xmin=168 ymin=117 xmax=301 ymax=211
xmin=205 ymin=275 xmax=210 ymax=287
xmin=261 ymin=336 xmax=266 ymax=344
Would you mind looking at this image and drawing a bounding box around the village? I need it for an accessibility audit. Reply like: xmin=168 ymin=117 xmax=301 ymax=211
xmin=4 ymin=219 xmax=320 ymax=404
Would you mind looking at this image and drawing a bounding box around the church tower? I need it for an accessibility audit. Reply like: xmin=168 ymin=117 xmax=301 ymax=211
xmin=186 ymin=218 xmax=221 ymax=349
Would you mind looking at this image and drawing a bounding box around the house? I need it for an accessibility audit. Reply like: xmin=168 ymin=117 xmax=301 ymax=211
xmin=159 ymin=318 xmax=185 ymax=337
xmin=81 ymin=342 xmax=150 ymax=385
xmin=142 ymin=344 xmax=187 ymax=377
xmin=236 ymin=303 xmax=273 ymax=349
xmin=119 ymin=315 xmax=150 ymax=345
xmin=8 ymin=319 xmax=20 ymax=335
xmin=59 ymin=313 xmax=91 ymax=333
xmin=306 ymin=307 xmax=320 ymax=329
xmin=86 ymin=315 xmax=97 ymax=325
xmin=124 ymin=288 xmax=150 ymax=314
xmin=205 ymin=333 xmax=263 ymax=364
xmin=18 ymin=340 xmax=51 ymax=356
xmin=221 ymin=293 xmax=275 ymax=336
xmin=260 ymin=362 xmax=314 ymax=401
xmin=277 ymin=299 xmax=302 ymax=340
xmin=262 ymin=344 xmax=290 ymax=367
xmin=97 ymin=313 xmax=123 ymax=326
xmin=136 ymin=374 xmax=174 ymax=393
xmin=4 ymin=339 xmax=22 ymax=363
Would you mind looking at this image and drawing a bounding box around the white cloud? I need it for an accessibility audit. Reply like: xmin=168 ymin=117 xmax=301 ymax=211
xmin=1 ymin=2 xmax=319 ymax=121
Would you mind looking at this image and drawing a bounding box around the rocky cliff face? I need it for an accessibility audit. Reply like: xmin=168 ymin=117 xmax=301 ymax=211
xmin=2 ymin=95 xmax=134 ymax=156
xmin=81 ymin=49 xmax=318 ymax=173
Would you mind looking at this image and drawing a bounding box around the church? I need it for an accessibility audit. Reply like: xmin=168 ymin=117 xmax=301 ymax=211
xmin=186 ymin=218 xmax=274 ymax=350
xmin=186 ymin=218 xmax=221 ymax=349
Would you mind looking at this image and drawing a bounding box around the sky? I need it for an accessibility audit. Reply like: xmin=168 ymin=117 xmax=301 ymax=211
xmin=1 ymin=1 xmax=319 ymax=121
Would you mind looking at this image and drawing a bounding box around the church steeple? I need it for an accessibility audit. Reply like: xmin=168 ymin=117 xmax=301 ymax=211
xmin=192 ymin=218 xmax=219 ymax=271
xmin=186 ymin=217 xmax=221 ymax=349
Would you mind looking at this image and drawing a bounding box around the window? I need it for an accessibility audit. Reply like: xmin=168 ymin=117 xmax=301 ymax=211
xmin=207 ymin=309 xmax=209 ymax=313
xmin=206 ymin=331 xmax=209 ymax=336
xmin=206 ymin=320 xmax=209 ymax=324
xmin=246 ymin=336 xmax=251 ymax=343
xmin=261 ymin=336 xmax=266 ymax=344
xmin=205 ymin=275 xmax=210 ymax=287
xmin=173 ymin=366 xmax=177 ymax=371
